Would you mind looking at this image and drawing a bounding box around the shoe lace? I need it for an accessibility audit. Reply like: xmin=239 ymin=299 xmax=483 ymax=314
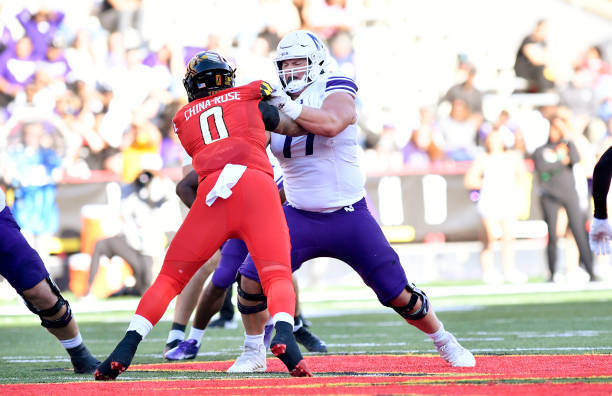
xmin=436 ymin=337 xmax=459 ymax=358
xmin=178 ymin=340 xmax=196 ymax=352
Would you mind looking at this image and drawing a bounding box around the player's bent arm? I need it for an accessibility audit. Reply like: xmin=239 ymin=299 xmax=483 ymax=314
xmin=295 ymin=92 xmax=357 ymax=137
xmin=176 ymin=169 xmax=199 ymax=208
xmin=592 ymin=145 xmax=612 ymax=219
xmin=259 ymin=101 xmax=307 ymax=137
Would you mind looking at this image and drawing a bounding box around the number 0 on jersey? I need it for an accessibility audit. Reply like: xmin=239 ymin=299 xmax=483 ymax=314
xmin=199 ymin=106 xmax=229 ymax=144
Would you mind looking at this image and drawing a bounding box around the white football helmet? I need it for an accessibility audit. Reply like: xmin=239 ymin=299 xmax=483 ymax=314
xmin=274 ymin=30 xmax=328 ymax=94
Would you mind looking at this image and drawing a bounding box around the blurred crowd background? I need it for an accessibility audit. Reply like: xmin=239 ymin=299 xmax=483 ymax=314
xmin=1 ymin=0 xmax=612 ymax=297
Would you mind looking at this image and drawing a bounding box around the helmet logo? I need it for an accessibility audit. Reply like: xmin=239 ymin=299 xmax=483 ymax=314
xmin=216 ymin=75 xmax=221 ymax=85
xmin=306 ymin=32 xmax=320 ymax=49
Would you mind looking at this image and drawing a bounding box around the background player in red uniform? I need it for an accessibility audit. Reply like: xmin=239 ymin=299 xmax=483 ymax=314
xmin=95 ymin=50 xmax=312 ymax=380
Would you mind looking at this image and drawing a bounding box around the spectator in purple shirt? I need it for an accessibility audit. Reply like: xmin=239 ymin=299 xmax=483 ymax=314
xmin=39 ymin=38 xmax=72 ymax=83
xmin=16 ymin=7 xmax=64 ymax=58
xmin=0 ymin=24 xmax=14 ymax=55
xmin=402 ymin=107 xmax=446 ymax=166
xmin=0 ymin=36 xmax=38 ymax=105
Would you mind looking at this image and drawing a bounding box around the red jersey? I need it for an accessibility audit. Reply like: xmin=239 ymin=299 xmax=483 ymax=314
xmin=173 ymin=80 xmax=274 ymax=179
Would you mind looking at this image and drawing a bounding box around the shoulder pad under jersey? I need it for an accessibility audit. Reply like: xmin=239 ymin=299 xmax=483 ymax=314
xmin=260 ymin=80 xmax=273 ymax=99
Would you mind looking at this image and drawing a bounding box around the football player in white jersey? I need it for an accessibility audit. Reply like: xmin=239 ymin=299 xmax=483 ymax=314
xmin=230 ymin=30 xmax=476 ymax=372
xmin=0 ymin=189 xmax=100 ymax=373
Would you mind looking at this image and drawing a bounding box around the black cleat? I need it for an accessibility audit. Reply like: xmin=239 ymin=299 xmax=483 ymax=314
xmin=94 ymin=331 xmax=142 ymax=380
xmin=294 ymin=326 xmax=328 ymax=353
xmin=68 ymin=344 xmax=100 ymax=374
xmin=270 ymin=321 xmax=312 ymax=377
xmin=208 ymin=317 xmax=237 ymax=329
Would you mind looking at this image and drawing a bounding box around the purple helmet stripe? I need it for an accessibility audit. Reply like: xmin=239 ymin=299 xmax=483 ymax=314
xmin=306 ymin=32 xmax=320 ymax=50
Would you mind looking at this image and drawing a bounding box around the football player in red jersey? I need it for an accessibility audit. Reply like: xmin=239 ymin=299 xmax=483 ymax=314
xmin=95 ymin=50 xmax=313 ymax=380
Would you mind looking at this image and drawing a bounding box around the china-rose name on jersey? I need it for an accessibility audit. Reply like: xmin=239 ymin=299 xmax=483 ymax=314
xmin=173 ymin=80 xmax=275 ymax=180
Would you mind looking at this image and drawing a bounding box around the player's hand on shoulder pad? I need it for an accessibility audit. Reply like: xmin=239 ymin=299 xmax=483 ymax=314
xmin=263 ymin=84 xmax=303 ymax=120
xmin=265 ymin=85 xmax=290 ymax=110
xmin=589 ymin=217 xmax=612 ymax=255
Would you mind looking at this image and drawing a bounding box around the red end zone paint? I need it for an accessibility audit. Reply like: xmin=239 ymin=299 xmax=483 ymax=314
xmin=133 ymin=353 xmax=612 ymax=378
xmin=2 ymin=355 xmax=611 ymax=396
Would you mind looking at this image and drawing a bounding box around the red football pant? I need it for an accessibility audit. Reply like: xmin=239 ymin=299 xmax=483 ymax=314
xmin=135 ymin=168 xmax=295 ymax=325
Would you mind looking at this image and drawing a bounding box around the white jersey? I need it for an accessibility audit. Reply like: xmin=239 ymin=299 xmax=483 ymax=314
xmin=269 ymin=72 xmax=363 ymax=212
xmin=0 ymin=189 xmax=5 ymax=211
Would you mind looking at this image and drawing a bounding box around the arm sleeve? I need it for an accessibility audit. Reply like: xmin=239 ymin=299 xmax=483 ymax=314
xmin=324 ymin=73 xmax=358 ymax=99
xmin=593 ymin=145 xmax=612 ymax=219
xmin=16 ymin=9 xmax=31 ymax=27
xmin=258 ymin=101 xmax=280 ymax=131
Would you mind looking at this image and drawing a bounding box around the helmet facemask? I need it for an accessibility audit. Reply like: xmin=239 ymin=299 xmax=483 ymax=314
xmin=277 ymin=58 xmax=312 ymax=94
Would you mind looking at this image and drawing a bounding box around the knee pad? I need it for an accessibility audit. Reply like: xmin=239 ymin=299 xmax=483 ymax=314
xmin=235 ymin=273 xmax=267 ymax=315
xmin=390 ymin=283 xmax=429 ymax=321
xmin=21 ymin=276 xmax=73 ymax=329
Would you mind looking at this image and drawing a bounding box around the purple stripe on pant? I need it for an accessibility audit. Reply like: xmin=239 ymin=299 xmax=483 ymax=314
xmin=0 ymin=207 xmax=48 ymax=293
xmin=239 ymin=198 xmax=408 ymax=305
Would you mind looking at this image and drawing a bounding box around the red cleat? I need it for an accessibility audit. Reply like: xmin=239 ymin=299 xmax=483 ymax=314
xmin=94 ymin=361 xmax=127 ymax=381
xmin=270 ymin=343 xmax=287 ymax=356
xmin=290 ymin=359 xmax=313 ymax=377
xmin=94 ymin=331 xmax=141 ymax=381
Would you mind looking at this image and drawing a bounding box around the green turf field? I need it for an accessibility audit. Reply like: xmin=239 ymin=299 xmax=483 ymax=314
xmin=0 ymin=287 xmax=611 ymax=384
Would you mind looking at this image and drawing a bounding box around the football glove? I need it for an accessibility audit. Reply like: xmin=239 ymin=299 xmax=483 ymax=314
xmin=266 ymin=86 xmax=302 ymax=120
xmin=589 ymin=217 xmax=612 ymax=255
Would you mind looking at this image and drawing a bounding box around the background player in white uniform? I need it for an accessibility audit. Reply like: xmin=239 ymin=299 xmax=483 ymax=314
xmin=231 ymin=30 xmax=476 ymax=372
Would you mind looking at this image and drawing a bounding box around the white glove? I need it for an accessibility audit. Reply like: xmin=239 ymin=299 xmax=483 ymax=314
xmin=266 ymin=87 xmax=302 ymax=120
xmin=589 ymin=217 xmax=612 ymax=255
xmin=266 ymin=86 xmax=289 ymax=108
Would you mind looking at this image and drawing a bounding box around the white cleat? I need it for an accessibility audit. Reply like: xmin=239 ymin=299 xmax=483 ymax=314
xmin=435 ymin=333 xmax=476 ymax=367
xmin=226 ymin=344 xmax=267 ymax=373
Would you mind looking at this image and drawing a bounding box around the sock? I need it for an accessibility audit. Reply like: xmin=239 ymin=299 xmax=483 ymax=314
xmin=187 ymin=327 xmax=206 ymax=347
xmin=244 ymin=332 xmax=265 ymax=349
xmin=167 ymin=329 xmax=185 ymax=344
xmin=127 ymin=314 xmax=154 ymax=339
xmin=272 ymin=312 xmax=294 ymax=328
xmin=60 ymin=332 xmax=83 ymax=350
xmin=166 ymin=322 xmax=186 ymax=344
xmin=172 ymin=322 xmax=187 ymax=332
xmin=427 ymin=324 xmax=450 ymax=346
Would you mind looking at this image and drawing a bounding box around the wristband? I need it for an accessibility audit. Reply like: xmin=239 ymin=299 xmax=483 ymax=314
xmin=283 ymin=99 xmax=303 ymax=120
